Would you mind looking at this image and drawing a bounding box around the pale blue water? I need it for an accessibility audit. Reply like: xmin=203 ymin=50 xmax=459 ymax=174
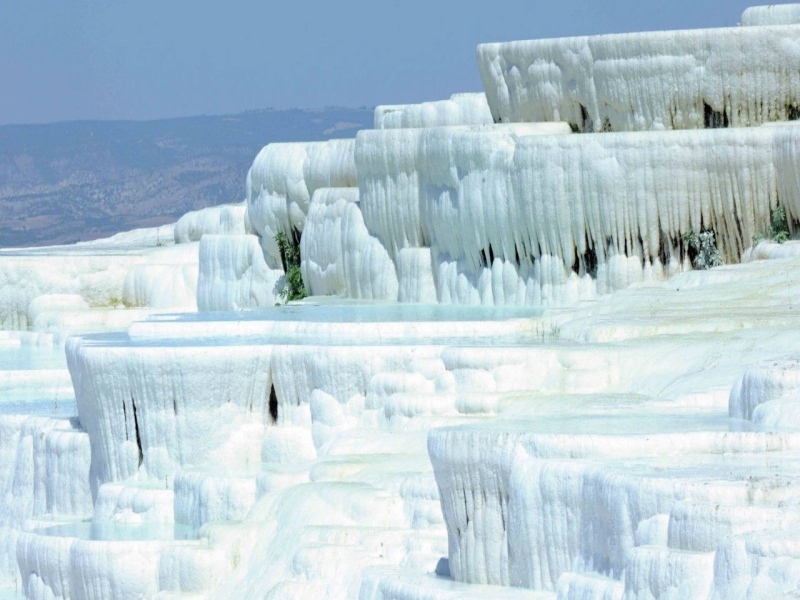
xmin=0 ymin=397 xmax=76 ymax=417
xmin=147 ymin=302 xmax=542 ymax=324
xmin=444 ymin=411 xmax=764 ymax=436
xmin=34 ymin=521 xmax=197 ymax=542
xmin=0 ymin=339 xmax=76 ymax=417
xmin=0 ymin=344 xmax=65 ymax=371
xmin=115 ymin=302 xmax=549 ymax=348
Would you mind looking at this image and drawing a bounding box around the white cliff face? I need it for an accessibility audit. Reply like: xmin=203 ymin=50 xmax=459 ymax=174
xmin=477 ymin=24 xmax=800 ymax=131
xmin=356 ymin=123 xmax=571 ymax=259
xmin=7 ymin=4 xmax=800 ymax=600
xmin=420 ymin=125 xmax=784 ymax=286
xmin=353 ymin=122 xmax=800 ymax=307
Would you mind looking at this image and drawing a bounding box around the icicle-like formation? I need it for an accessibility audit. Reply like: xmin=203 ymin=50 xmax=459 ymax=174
xmin=356 ymin=123 xmax=571 ymax=260
xmin=774 ymin=123 xmax=800 ymax=216
xmin=300 ymin=188 xmax=359 ymax=297
xmin=0 ymin=417 xmax=91 ymax=586
xmin=341 ymin=202 xmax=399 ymax=301
xmin=419 ymin=125 xmax=792 ymax=273
xmin=396 ymin=248 xmax=438 ymax=303
xmin=477 ymin=24 xmax=800 ymax=130
xmin=355 ymin=122 xmax=800 ymax=306
xmin=374 ymin=93 xmax=493 ymax=129
xmin=741 ymin=4 xmax=800 ymax=26
xmin=294 ymin=184 xmax=401 ymax=301
xmin=196 ymin=234 xmax=283 ymax=311
xmin=430 ymin=248 xmax=603 ymax=307
xmin=246 ymin=139 xmax=357 ymax=267
xmin=66 ymin=334 xmax=275 ymax=489
xmin=429 ymin=423 xmax=800 ymax=590
xmin=356 ymin=127 xmax=424 ymax=258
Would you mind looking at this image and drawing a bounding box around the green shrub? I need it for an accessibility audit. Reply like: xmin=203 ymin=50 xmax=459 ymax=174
xmin=753 ymin=206 xmax=790 ymax=246
xmin=275 ymin=232 xmax=307 ymax=302
xmin=770 ymin=206 xmax=790 ymax=244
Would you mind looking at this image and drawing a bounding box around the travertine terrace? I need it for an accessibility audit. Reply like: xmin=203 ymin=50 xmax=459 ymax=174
xmin=2 ymin=4 xmax=800 ymax=599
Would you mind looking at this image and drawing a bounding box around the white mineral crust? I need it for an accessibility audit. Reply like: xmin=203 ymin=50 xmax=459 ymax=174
xmin=741 ymin=3 xmax=800 ymax=26
xmin=374 ymin=93 xmax=494 ymax=130
xmin=477 ymin=24 xmax=800 ymax=131
xmin=4 ymin=5 xmax=800 ymax=599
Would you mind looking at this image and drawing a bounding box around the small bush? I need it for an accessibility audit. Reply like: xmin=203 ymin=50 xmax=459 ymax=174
xmin=753 ymin=206 xmax=790 ymax=246
xmin=682 ymin=229 xmax=722 ymax=270
xmin=275 ymin=232 xmax=307 ymax=302
xmin=770 ymin=206 xmax=790 ymax=244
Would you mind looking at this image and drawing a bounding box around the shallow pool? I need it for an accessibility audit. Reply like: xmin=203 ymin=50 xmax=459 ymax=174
xmin=34 ymin=521 xmax=198 ymax=542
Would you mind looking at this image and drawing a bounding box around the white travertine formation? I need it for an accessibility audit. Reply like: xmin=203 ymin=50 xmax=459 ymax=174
xmin=356 ymin=123 xmax=571 ymax=259
xmin=0 ymin=252 xmax=143 ymax=330
xmin=477 ymin=24 xmax=800 ymax=130
xmin=7 ymin=4 xmax=800 ymax=599
xmin=355 ymin=122 xmax=800 ymax=306
xmin=741 ymin=3 xmax=800 ymax=25
xmin=374 ymin=93 xmax=493 ymax=130
xmin=121 ymin=244 xmax=200 ymax=310
xmin=420 ymin=125 xmax=784 ymax=270
xmin=174 ymin=202 xmax=248 ymax=243
xmin=246 ymin=139 xmax=357 ymax=267
xmin=742 ymin=240 xmax=800 ymax=262
xmin=35 ymin=252 xmax=800 ymax=598
xmin=0 ymin=416 xmax=90 ymax=586
xmin=300 ymin=188 xmax=359 ymax=297
xmin=93 ymin=482 xmax=175 ymax=524
xmin=76 ymin=225 xmax=176 ymax=249
xmin=121 ymin=263 xmax=198 ymax=309
xmin=3 ymin=248 xmax=800 ymax=598
xmin=341 ymin=202 xmax=400 ymax=301
xmin=396 ymin=248 xmax=438 ymax=304
xmin=0 ymin=228 xmax=200 ymax=331
xmin=65 ymin=336 xmax=274 ymax=492
xmin=196 ymin=234 xmax=283 ymax=311
xmin=729 ymin=356 xmax=800 ymax=426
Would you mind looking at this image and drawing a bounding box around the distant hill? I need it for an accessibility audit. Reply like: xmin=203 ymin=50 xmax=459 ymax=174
xmin=0 ymin=108 xmax=373 ymax=247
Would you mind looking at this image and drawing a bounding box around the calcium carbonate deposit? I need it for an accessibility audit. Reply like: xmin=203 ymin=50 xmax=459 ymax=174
xmin=3 ymin=4 xmax=800 ymax=599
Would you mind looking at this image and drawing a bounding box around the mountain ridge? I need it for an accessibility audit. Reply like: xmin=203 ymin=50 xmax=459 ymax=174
xmin=0 ymin=107 xmax=374 ymax=247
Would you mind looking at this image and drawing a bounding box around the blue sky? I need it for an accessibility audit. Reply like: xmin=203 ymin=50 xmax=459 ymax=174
xmin=0 ymin=0 xmax=760 ymax=125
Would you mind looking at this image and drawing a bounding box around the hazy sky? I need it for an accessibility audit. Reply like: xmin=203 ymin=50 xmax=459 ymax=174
xmin=1 ymin=0 xmax=759 ymax=125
